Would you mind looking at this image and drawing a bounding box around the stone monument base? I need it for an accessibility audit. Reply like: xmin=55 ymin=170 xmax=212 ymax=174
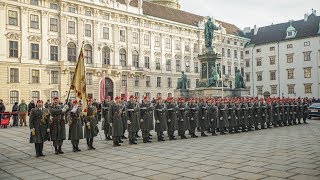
xmin=173 ymin=89 xmax=191 ymax=99
xmin=182 ymin=87 xmax=250 ymax=99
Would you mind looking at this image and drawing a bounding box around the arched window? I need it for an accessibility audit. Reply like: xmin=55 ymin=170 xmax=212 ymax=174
xmin=51 ymin=91 xmax=59 ymax=100
xmin=31 ymin=91 xmax=40 ymax=102
xmin=132 ymin=50 xmax=139 ymax=68
xmin=102 ymin=46 xmax=110 ymax=65
xmin=119 ymin=48 xmax=127 ymax=67
xmin=84 ymin=44 xmax=93 ymax=64
xmin=67 ymin=42 xmax=77 ymax=62
xmin=10 ymin=90 xmax=19 ymax=104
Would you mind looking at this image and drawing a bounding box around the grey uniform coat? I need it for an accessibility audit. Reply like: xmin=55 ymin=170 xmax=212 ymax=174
xmin=177 ymin=103 xmax=190 ymax=132
xmin=166 ymin=103 xmax=178 ymax=132
xmin=84 ymin=106 xmax=99 ymax=138
xmin=109 ymin=103 xmax=124 ymax=137
xmin=29 ymin=108 xmax=50 ymax=143
xmin=126 ymin=101 xmax=140 ymax=133
xmin=154 ymin=103 xmax=167 ymax=132
xmin=140 ymin=102 xmax=154 ymax=131
xmin=49 ymin=105 xmax=66 ymax=141
xmin=68 ymin=108 xmax=84 ymax=140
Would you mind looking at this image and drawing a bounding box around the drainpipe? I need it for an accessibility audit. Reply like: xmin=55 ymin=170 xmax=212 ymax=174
xmin=277 ymin=42 xmax=280 ymax=98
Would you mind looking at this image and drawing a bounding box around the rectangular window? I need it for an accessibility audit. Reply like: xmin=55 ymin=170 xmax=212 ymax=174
xmin=245 ymin=50 xmax=249 ymax=54
xmin=31 ymin=69 xmax=40 ymax=83
xmin=165 ymin=38 xmax=171 ymax=49
xmin=9 ymin=41 xmax=18 ymax=58
xmin=69 ymin=7 xmax=76 ymax=13
xmin=10 ymin=91 xmax=19 ymax=104
xmin=240 ymin=51 xmax=244 ymax=59
xmin=166 ymin=59 xmax=171 ymax=71
xmin=245 ymin=59 xmax=250 ymax=67
xmin=135 ymin=76 xmax=139 ymax=87
xmin=8 ymin=10 xmax=18 ymax=26
xmin=271 ymin=85 xmax=277 ymax=95
xmin=50 ymin=18 xmax=58 ymax=32
xmin=144 ymin=34 xmax=150 ymax=45
xmin=194 ymin=43 xmax=199 ymax=53
xmin=50 ymin=46 xmax=58 ymax=61
xmin=146 ymin=76 xmax=151 ymax=87
xmin=304 ymin=84 xmax=312 ymax=93
xmin=257 ymin=72 xmax=262 ymax=81
xmin=288 ymin=85 xmax=295 ymax=94
xmin=227 ymin=49 xmax=231 ymax=58
xmin=270 ymin=71 xmax=276 ymax=80
xmin=194 ymin=62 xmax=198 ymax=73
xmin=287 ymin=54 xmax=293 ymax=63
xmin=234 ymin=50 xmax=238 ymax=59
xmin=10 ymin=68 xmax=19 ymax=83
xmin=132 ymin=32 xmax=138 ymax=44
xmin=175 ymin=40 xmax=180 ymax=50
xmin=167 ymin=77 xmax=172 ymax=88
xmin=144 ymin=56 xmax=150 ymax=69
xmin=256 ymin=49 xmax=261 ymax=53
xmin=185 ymin=42 xmax=190 ymax=52
xmin=304 ymin=68 xmax=311 ymax=78
xmin=257 ymin=86 xmax=263 ymax=95
xmin=51 ymin=71 xmax=59 ymax=84
xmin=121 ymin=75 xmax=127 ymax=87
xmin=30 ymin=0 xmax=39 ymax=5
xmin=269 ymin=56 xmax=275 ymax=65
xmin=155 ymin=36 xmax=160 ymax=47
xmin=156 ymin=58 xmax=161 ymax=70
xmin=85 ymin=10 xmax=92 ymax=16
xmin=31 ymin=91 xmax=40 ymax=102
xmin=303 ymin=51 xmax=311 ymax=61
xmin=287 ymin=69 xmax=294 ymax=79
xmin=120 ymin=30 xmax=126 ymax=42
xmin=222 ymin=48 xmax=225 ymax=57
xmin=176 ymin=60 xmax=181 ymax=72
xmin=256 ymin=58 xmax=262 ymax=66
xmin=187 ymin=79 xmax=191 ymax=89
xmin=222 ymin=65 xmax=226 ymax=75
xmin=31 ymin=43 xmax=39 ymax=59
xmin=68 ymin=21 xmax=75 ymax=34
xmin=50 ymin=3 xmax=58 ymax=10
xmin=157 ymin=77 xmax=161 ymax=87
xmin=30 ymin=14 xmax=39 ymax=29
xmin=103 ymin=27 xmax=109 ymax=39
xmin=287 ymin=44 xmax=293 ymax=48
xmin=245 ymin=73 xmax=250 ymax=82
xmin=304 ymin=41 xmax=310 ymax=46
xmin=85 ymin=24 xmax=91 ymax=37
xmin=185 ymin=61 xmax=190 ymax=73
xmin=270 ymin=47 xmax=275 ymax=51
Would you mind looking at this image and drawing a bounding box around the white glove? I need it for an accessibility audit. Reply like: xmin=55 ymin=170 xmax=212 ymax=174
xmin=191 ymin=118 xmax=194 ymax=121
xmin=140 ymin=119 xmax=144 ymax=123
xmin=70 ymin=107 xmax=77 ymax=113
xmin=181 ymin=119 xmax=184 ymax=122
xmin=127 ymin=120 xmax=131 ymax=124
xmin=62 ymin=109 xmax=67 ymax=113
xmin=202 ymin=117 xmax=205 ymax=120
xmin=211 ymin=119 xmax=214 ymax=122
xmin=220 ymin=117 xmax=223 ymax=120
xmin=156 ymin=120 xmax=160 ymax=123
xmin=86 ymin=122 xmax=90 ymax=126
xmin=110 ymin=123 xmax=113 ymax=127
xmin=30 ymin=128 xmax=35 ymax=133
xmin=168 ymin=119 xmax=171 ymax=122
xmin=47 ymin=129 xmax=50 ymax=132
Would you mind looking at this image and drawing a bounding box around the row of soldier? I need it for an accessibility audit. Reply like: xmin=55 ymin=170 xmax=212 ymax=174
xmin=29 ymin=96 xmax=310 ymax=157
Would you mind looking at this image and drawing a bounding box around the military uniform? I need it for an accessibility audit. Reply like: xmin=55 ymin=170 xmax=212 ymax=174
xmin=247 ymin=102 xmax=254 ymax=131
xmin=253 ymin=102 xmax=261 ymax=130
xmin=49 ymin=104 xmax=67 ymax=154
xmin=189 ymin=101 xmax=200 ymax=137
xmin=177 ymin=101 xmax=190 ymax=139
xmin=302 ymin=101 xmax=309 ymax=124
xmin=154 ymin=101 xmax=167 ymax=141
xmin=218 ymin=103 xmax=227 ymax=134
xmin=260 ymin=102 xmax=267 ymax=129
xmin=109 ymin=100 xmax=124 ymax=146
xmin=241 ymin=102 xmax=249 ymax=132
xmin=126 ymin=100 xmax=140 ymax=145
xmin=166 ymin=100 xmax=178 ymax=140
xmin=29 ymin=107 xmax=50 ymax=157
xmin=208 ymin=102 xmax=218 ymax=135
xmin=101 ymin=100 xmax=112 ymax=140
xmin=234 ymin=103 xmax=241 ymax=133
xmin=84 ymin=105 xmax=98 ymax=150
xmin=68 ymin=104 xmax=83 ymax=152
xmin=227 ymin=103 xmax=237 ymax=133
xmin=140 ymin=100 xmax=154 ymax=142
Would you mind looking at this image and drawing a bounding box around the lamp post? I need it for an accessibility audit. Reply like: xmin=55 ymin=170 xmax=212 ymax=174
xmin=220 ymin=25 xmax=224 ymax=99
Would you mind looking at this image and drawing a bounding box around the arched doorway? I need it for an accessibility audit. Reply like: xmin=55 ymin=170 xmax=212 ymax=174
xmin=105 ymin=78 xmax=114 ymax=100
xmin=263 ymin=91 xmax=271 ymax=99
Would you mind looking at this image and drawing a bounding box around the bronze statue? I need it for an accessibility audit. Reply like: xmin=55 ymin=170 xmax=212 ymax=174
xmin=204 ymin=17 xmax=219 ymax=49
xmin=235 ymin=69 xmax=245 ymax=88
xmin=207 ymin=66 xmax=218 ymax=87
xmin=177 ymin=71 xmax=187 ymax=90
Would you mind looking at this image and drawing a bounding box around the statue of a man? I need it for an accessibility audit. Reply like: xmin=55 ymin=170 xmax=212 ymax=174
xmin=204 ymin=17 xmax=219 ymax=48
xmin=235 ymin=69 xmax=245 ymax=88
xmin=180 ymin=71 xmax=187 ymax=90
xmin=207 ymin=66 xmax=218 ymax=87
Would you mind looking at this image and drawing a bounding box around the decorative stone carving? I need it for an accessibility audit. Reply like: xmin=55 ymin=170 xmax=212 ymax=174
xmin=48 ymin=38 xmax=60 ymax=45
xmin=0 ymin=2 xmax=5 ymax=10
xmin=144 ymin=50 xmax=151 ymax=55
xmin=184 ymin=56 xmax=191 ymax=61
xmin=6 ymin=32 xmax=20 ymax=40
xmin=165 ymin=53 xmax=172 ymax=58
xmin=154 ymin=52 xmax=161 ymax=57
xmin=175 ymin=54 xmax=182 ymax=59
xmin=28 ymin=35 xmax=41 ymax=43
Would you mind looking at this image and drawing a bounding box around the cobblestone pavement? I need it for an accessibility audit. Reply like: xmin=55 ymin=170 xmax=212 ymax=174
xmin=0 ymin=119 xmax=320 ymax=180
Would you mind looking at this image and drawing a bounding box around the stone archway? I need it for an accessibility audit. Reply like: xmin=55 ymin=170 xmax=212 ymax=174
xmin=105 ymin=78 xmax=114 ymax=100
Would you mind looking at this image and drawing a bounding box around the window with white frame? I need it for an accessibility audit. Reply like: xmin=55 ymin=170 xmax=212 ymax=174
xmin=51 ymin=91 xmax=59 ymax=99
xmin=50 ymin=3 xmax=58 ymax=10
xmin=257 ymin=86 xmax=263 ymax=95
xmin=256 ymin=58 xmax=262 ymax=66
xmin=304 ymin=84 xmax=312 ymax=93
xmin=102 ymin=46 xmax=110 ymax=65
xmin=102 ymin=27 xmax=109 ymax=39
xmin=257 ymin=72 xmax=262 ymax=81
xmin=167 ymin=77 xmax=172 ymax=88
xmin=286 ymin=54 xmax=293 ymax=63
xmin=69 ymin=7 xmax=76 ymax=13
xmin=144 ymin=56 xmax=150 ymax=69
xmin=166 ymin=59 xmax=171 ymax=71
xmin=50 ymin=18 xmax=58 ymax=32
xmin=165 ymin=38 xmax=171 ymax=49
xmin=287 ymin=44 xmax=293 ymax=48
xmin=85 ymin=10 xmax=92 ymax=16
xmin=194 ymin=62 xmax=198 ymax=73
xmin=67 ymin=42 xmax=77 ymax=62
xmin=303 ymin=51 xmax=311 ymax=61
xmin=68 ymin=21 xmax=75 ymax=34
xmin=156 ymin=58 xmax=161 ymax=70
xmin=132 ymin=32 xmax=139 ymax=44
xmin=134 ymin=76 xmax=139 ymax=87
xmin=31 ymin=91 xmax=40 ymax=102
xmin=30 ymin=0 xmax=39 ymax=6
xmin=185 ymin=42 xmax=190 ymax=52
xmin=144 ymin=34 xmax=150 ymax=45
xmin=270 ymin=71 xmax=276 ymax=80
xmin=120 ymin=49 xmax=126 ymax=67
xmin=132 ymin=51 xmax=139 ymax=68
xmin=51 ymin=71 xmax=59 ymax=84
xmin=30 ymin=14 xmax=39 ymax=29
xmin=271 ymin=85 xmax=277 ymax=95
xmin=185 ymin=61 xmax=190 ymax=73
xmin=31 ymin=69 xmax=40 ymax=83
xmin=304 ymin=68 xmax=311 ymax=78
xmin=234 ymin=50 xmax=238 ymax=59
xmin=9 ymin=41 xmax=18 ymax=58
xmin=155 ymin=36 xmax=160 ymax=47
xmin=121 ymin=75 xmax=127 ymax=87
xmin=240 ymin=51 xmax=244 ymax=59
xmin=84 ymin=44 xmax=92 ymax=64
xmin=304 ymin=41 xmax=310 ymax=46
xmin=86 ymin=73 xmax=93 ymax=85
xmin=175 ymin=40 xmax=180 ymax=50
xmin=85 ymin=24 xmax=91 ymax=37
xmin=50 ymin=46 xmax=58 ymax=61
xmin=10 ymin=68 xmax=19 ymax=83
xmin=120 ymin=30 xmax=126 ymax=42
xmin=176 ymin=60 xmax=181 ymax=72
xmin=269 ymin=56 xmax=276 ymax=65
xmin=227 ymin=49 xmax=231 ymax=58
xmin=10 ymin=90 xmax=19 ymax=104
xmin=156 ymin=77 xmax=161 ymax=87
xmin=31 ymin=43 xmax=39 ymax=60
xmin=287 ymin=84 xmax=295 ymax=94
xmin=8 ymin=10 xmax=18 ymax=26
xmin=245 ymin=73 xmax=250 ymax=82
xmin=194 ymin=43 xmax=199 ymax=53
xmin=146 ymin=76 xmax=150 ymax=87
xmin=287 ymin=69 xmax=294 ymax=79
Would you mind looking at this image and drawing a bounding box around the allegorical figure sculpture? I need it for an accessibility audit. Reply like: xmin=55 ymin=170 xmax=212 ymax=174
xmin=204 ymin=17 xmax=219 ymax=49
xmin=207 ymin=65 xmax=218 ymax=87
xmin=235 ymin=69 xmax=245 ymax=88
xmin=177 ymin=71 xmax=188 ymax=90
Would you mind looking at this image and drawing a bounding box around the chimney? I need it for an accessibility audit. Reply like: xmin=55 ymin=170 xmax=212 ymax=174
xmin=254 ymin=25 xmax=259 ymax=35
xmin=243 ymin=27 xmax=251 ymax=34
xmin=304 ymin=13 xmax=309 ymax=21
xmin=138 ymin=0 xmax=143 ymax=14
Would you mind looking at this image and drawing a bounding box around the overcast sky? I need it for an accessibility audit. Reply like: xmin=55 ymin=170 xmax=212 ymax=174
xmin=180 ymin=0 xmax=320 ymax=29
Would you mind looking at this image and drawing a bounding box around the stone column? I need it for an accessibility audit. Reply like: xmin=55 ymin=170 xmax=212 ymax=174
xmin=41 ymin=11 xmax=49 ymax=64
xmin=60 ymin=14 xmax=67 ymax=63
xmin=150 ymin=32 xmax=155 ymax=70
xmin=77 ymin=18 xmax=84 ymax=52
xmin=126 ymin=27 xmax=132 ymax=67
xmin=0 ymin=3 xmax=6 ymax=59
xmin=160 ymin=33 xmax=166 ymax=72
xmin=93 ymin=20 xmax=101 ymax=66
xmin=139 ymin=29 xmax=144 ymax=68
xmin=113 ymin=24 xmax=120 ymax=66
xmin=20 ymin=7 xmax=28 ymax=63
xmin=190 ymin=41 xmax=194 ymax=73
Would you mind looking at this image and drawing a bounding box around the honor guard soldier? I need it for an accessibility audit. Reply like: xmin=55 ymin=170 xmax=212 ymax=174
xmin=177 ymin=98 xmax=190 ymax=139
xmin=302 ymin=99 xmax=309 ymax=124
xmin=234 ymin=100 xmax=241 ymax=133
xmin=68 ymin=100 xmax=83 ymax=152
xmin=101 ymin=96 xmax=112 ymax=140
xmin=126 ymin=95 xmax=140 ymax=145
xmin=84 ymin=99 xmax=99 ymax=150
xmin=272 ymin=100 xmax=280 ymax=127
xmin=208 ymin=99 xmax=218 ymax=136
xmin=266 ymin=100 xmax=272 ymax=128
xmin=109 ymin=96 xmax=124 ymax=146
xmin=166 ymin=97 xmax=178 ymax=140
xmin=227 ymin=100 xmax=237 ymax=134
xmin=218 ymin=100 xmax=227 ymax=135
xmin=154 ymin=97 xmax=167 ymax=141
xmin=296 ymin=99 xmax=302 ymax=124
xmin=260 ymin=100 xmax=267 ymax=129
xmin=241 ymin=99 xmax=249 ymax=132
xmin=198 ymin=99 xmax=208 ymax=137
xmin=189 ymin=98 xmax=199 ymax=138
xmin=140 ymin=96 xmax=154 ymax=143
xmin=49 ymin=97 xmax=68 ymax=155
xmin=253 ymin=99 xmax=261 ymax=130
xmin=29 ymin=100 xmax=50 ymax=157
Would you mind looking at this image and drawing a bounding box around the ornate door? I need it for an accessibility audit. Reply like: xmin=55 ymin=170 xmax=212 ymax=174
xmin=105 ymin=78 xmax=114 ymax=100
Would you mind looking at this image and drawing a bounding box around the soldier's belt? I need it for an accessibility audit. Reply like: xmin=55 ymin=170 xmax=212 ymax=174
xmin=140 ymin=107 xmax=147 ymax=110
xmin=168 ymin=108 xmax=174 ymax=111
xmin=127 ymin=109 xmax=134 ymax=112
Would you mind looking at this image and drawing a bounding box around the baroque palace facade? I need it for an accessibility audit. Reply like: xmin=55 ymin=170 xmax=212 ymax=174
xmin=0 ymin=0 xmax=249 ymax=105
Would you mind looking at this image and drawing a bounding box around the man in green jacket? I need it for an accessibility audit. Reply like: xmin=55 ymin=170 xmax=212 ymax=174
xmin=18 ymin=99 xmax=28 ymax=127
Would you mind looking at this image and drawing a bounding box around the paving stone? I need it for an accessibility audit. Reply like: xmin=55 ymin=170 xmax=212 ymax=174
xmin=160 ymin=167 xmax=189 ymax=174
xmin=232 ymin=172 xmax=267 ymax=180
xmin=210 ymin=168 xmax=241 ymax=176
xmin=289 ymin=174 xmax=320 ymax=180
xmin=200 ymin=174 xmax=235 ymax=180
xmin=99 ymin=172 xmax=132 ymax=179
xmin=178 ymin=170 xmax=210 ymax=178
xmin=130 ymin=169 xmax=161 ymax=177
xmin=237 ymin=166 xmax=267 ymax=173
xmin=147 ymin=173 xmax=182 ymax=180
xmin=262 ymin=169 xmax=297 ymax=178
xmin=289 ymin=167 xmax=320 ymax=176
xmin=55 ymin=171 xmax=85 ymax=178
xmin=262 ymin=177 xmax=287 ymax=180
xmin=66 ymin=174 xmax=98 ymax=180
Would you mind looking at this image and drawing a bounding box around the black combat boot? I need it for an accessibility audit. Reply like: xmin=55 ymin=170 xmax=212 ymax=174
xmin=169 ymin=135 xmax=176 ymax=140
xmin=58 ymin=146 xmax=64 ymax=154
xmin=76 ymin=144 xmax=81 ymax=151
xmin=143 ymin=138 xmax=148 ymax=143
xmin=90 ymin=139 xmax=96 ymax=150
xmin=201 ymin=132 xmax=208 ymax=137
xmin=87 ymin=139 xmax=92 ymax=150
xmin=113 ymin=141 xmax=118 ymax=147
xmin=72 ymin=144 xmax=77 ymax=152
xmin=54 ymin=146 xmax=59 ymax=155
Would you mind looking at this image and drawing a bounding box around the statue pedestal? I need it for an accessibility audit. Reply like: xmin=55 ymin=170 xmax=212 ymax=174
xmin=174 ymin=89 xmax=190 ymax=99
xmin=189 ymin=87 xmax=250 ymax=98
